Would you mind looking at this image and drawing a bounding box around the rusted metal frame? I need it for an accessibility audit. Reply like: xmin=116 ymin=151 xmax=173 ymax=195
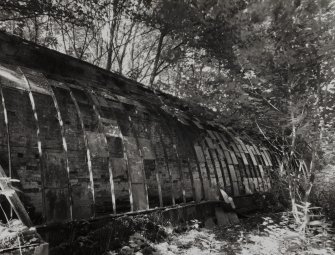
xmin=217 ymin=133 xmax=239 ymax=196
xmin=209 ymin=145 xmax=226 ymax=188
xmin=186 ymin=157 xmax=196 ymax=202
xmin=126 ymin=111 xmax=150 ymax=210
xmin=178 ymin=125 xmax=198 ymax=202
xmin=199 ymin=138 xmax=219 ymax=199
xmin=198 ymin=142 xmax=213 ymax=187
xmin=190 ymin=147 xmax=205 ymax=201
xmin=259 ymin=151 xmax=271 ymax=188
xmin=46 ymin=86 xmax=73 ymax=220
xmin=258 ymin=147 xmax=270 ymax=167
xmin=217 ymin=131 xmax=244 ymax=195
xmin=193 ymin=143 xmax=211 ymax=200
xmin=238 ymin=144 xmax=253 ymax=177
xmin=69 ymin=89 xmax=96 ymax=217
xmin=217 ymin=132 xmax=239 ymax=194
xmin=273 ymin=152 xmax=281 ymax=168
xmin=262 ymin=148 xmax=273 ymax=166
xmin=212 ymin=132 xmax=235 ymax=196
xmin=244 ymin=150 xmax=261 ymax=192
xmin=249 ymin=145 xmax=267 ymax=192
xmin=255 ymin=145 xmax=268 ymax=192
xmin=0 ymin=81 xmax=14 ymax=219
xmin=228 ymin=144 xmax=245 ymax=194
xmin=118 ymin=102 xmax=162 ymax=208
xmin=0 ymin=81 xmax=12 ymax=180
xmin=245 ymin=145 xmax=265 ymax=192
xmin=273 ymin=153 xmax=282 ymax=168
xmin=236 ymin=139 xmax=256 ymax=185
xmin=254 ymin=146 xmax=271 ymax=191
xmin=211 ymin=139 xmax=229 ymax=191
xmin=145 ymin=120 xmax=164 ymax=208
xmin=157 ymin=127 xmax=175 ymax=205
xmin=115 ymin=126 xmax=135 ymax=212
xmin=174 ymin=124 xmax=196 ymax=202
xmin=0 ymin=163 xmax=33 ymax=227
xmin=268 ymin=151 xmax=279 ymax=168
xmin=144 ymin=121 xmax=163 ymax=207
xmin=19 ymin=68 xmax=47 ymax=221
xmin=164 ymin=124 xmax=187 ymax=203
xmin=232 ymin=141 xmax=253 ymax=194
xmin=185 ymin=121 xmax=205 ymax=201
xmin=211 ymin=132 xmax=229 ymax=186
xmin=233 ymin=141 xmax=254 ymax=192
xmin=204 ymin=137 xmax=222 ymax=189
xmin=148 ymin=122 xmax=163 ymax=207
xmin=85 ymin=90 xmax=116 ymax=214
xmin=221 ymin=131 xmax=247 ymax=194
xmin=99 ymin=93 xmax=135 ymax=212
xmin=265 ymin=151 xmax=281 ymax=189
xmin=252 ymin=144 xmax=261 ymax=156
xmin=247 ymin=143 xmax=268 ymax=187
xmin=228 ymin=150 xmax=243 ymax=195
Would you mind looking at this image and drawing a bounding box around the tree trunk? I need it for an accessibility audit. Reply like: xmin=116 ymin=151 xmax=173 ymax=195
xmin=106 ymin=1 xmax=120 ymax=71
xmin=149 ymin=32 xmax=165 ymax=89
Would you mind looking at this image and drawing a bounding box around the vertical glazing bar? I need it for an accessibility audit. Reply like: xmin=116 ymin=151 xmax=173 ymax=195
xmin=0 ymin=83 xmax=11 ymax=178
xmin=158 ymin=130 xmax=175 ymax=205
xmin=49 ymin=85 xmax=73 ymax=220
xmin=86 ymin=91 xmax=116 ymax=214
xmin=69 ymin=90 xmax=96 ymax=217
xmin=164 ymin=124 xmax=186 ymax=203
xmin=127 ymin=114 xmax=149 ymax=210
xmin=19 ymin=68 xmax=47 ymax=221
xmin=148 ymin=123 xmax=163 ymax=207
xmin=0 ymin=80 xmax=13 ymax=217
xmin=190 ymin=143 xmax=205 ymax=201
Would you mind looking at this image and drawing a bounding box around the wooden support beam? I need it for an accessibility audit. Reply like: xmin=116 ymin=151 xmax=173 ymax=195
xmin=45 ymin=79 xmax=73 ymax=220
xmin=163 ymin=123 xmax=187 ymax=203
xmin=174 ymin=124 xmax=196 ymax=202
xmin=86 ymin=91 xmax=116 ymax=214
xmin=0 ymin=163 xmax=33 ymax=227
xmin=205 ymin=140 xmax=221 ymax=188
xmin=199 ymin=140 xmax=219 ymax=199
xmin=213 ymin=132 xmax=234 ymax=196
xmin=148 ymin=122 xmax=163 ymax=207
xmin=189 ymin=142 xmax=205 ymax=201
xmin=0 ymin=82 xmax=13 ymax=217
xmin=233 ymin=140 xmax=253 ymax=194
xmin=69 ymin=89 xmax=96 ymax=217
xmin=0 ymin=83 xmax=12 ymax=180
xmin=127 ymin=113 xmax=150 ymax=210
xmin=18 ymin=68 xmax=47 ymax=221
xmin=158 ymin=130 xmax=175 ymax=206
xmin=246 ymin=145 xmax=266 ymax=192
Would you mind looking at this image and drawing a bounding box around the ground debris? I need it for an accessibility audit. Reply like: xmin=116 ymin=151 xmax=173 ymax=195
xmin=150 ymin=212 xmax=335 ymax=255
xmin=56 ymin=212 xmax=335 ymax=255
xmin=0 ymin=219 xmax=43 ymax=252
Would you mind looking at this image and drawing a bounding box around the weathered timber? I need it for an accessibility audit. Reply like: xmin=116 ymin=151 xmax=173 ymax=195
xmin=0 ymin=163 xmax=33 ymax=227
xmin=0 ymin=32 xmax=279 ymax=225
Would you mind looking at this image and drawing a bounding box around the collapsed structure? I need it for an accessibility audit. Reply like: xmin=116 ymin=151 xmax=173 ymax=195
xmin=0 ymin=32 xmax=279 ymax=225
